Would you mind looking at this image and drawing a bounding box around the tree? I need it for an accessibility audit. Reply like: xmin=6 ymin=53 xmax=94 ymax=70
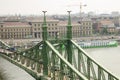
xmin=101 ymin=27 xmax=108 ymax=35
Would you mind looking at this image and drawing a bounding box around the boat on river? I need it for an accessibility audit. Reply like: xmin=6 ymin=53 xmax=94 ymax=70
xmin=77 ymin=40 xmax=118 ymax=48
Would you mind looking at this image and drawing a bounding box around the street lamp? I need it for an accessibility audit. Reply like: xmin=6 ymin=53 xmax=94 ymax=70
xmin=42 ymin=11 xmax=47 ymax=41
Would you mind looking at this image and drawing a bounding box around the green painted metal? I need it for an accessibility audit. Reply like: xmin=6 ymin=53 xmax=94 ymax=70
xmin=0 ymin=40 xmax=10 ymax=49
xmin=42 ymin=11 xmax=48 ymax=41
xmin=66 ymin=11 xmax=73 ymax=80
xmin=67 ymin=11 xmax=72 ymax=40
xmin=46 ymin=41 xmax=88 ymax=80
xmin=87 ymin=58 xmax=90 ymax=80
xmin=41 ymin=11 xmax=48 ymax=76
xmin=90 ymin=62 xmax=97 ymax=79
xmin=71 ymin=40 xmax=119 ymax=80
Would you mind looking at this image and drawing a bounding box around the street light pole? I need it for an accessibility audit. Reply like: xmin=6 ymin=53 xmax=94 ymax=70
xmin=67 ymin=11 xmax=72 ymax=40
xmin=42 ymin=11 xmax=47 ymax=41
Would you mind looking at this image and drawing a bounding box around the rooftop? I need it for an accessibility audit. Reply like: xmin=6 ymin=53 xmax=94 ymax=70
xmin=2 ymin=21 xmax=31 ymax=27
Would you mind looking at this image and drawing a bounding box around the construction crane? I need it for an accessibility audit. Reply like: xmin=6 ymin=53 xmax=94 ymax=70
xmin=80 ymin=3 xmax=87 ymax=18
xmin=67 ymin=2 xmax=87 ymax=18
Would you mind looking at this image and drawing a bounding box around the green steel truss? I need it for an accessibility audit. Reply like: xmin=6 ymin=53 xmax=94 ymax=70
xmin=0 ymin=39 xmax=10 ymax=49
xmin=0 ymin=11 xmax=119 ymax=80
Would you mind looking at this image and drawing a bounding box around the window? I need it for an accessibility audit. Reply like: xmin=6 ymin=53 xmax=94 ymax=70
xmin=38 ymin=28 xmax=40 ymax=30
xmin=34 ymin=24 xmax=36 ymax=27
xmin=34 ymin=28 xmax=36 ymax=31
xmin=1 ymin=25 xmax=3 ymax=27
xmin=55 ymin=24 xmax=57 ymax=26
xmin=48 ymin=24 xmax=50 ymax=26
xmin=52 ymin=24 xmax=54 ymax=26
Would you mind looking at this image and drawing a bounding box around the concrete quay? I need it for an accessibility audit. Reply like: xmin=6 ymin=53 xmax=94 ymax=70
xmin=1 ymin=36 xmax=120 ymax=46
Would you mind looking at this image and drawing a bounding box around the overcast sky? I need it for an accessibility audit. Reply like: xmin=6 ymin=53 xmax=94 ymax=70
xmin=0 ymin=0 xmax=120 ymax=15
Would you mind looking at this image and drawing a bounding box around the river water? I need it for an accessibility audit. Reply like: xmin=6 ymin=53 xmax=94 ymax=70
xmin=0 ymin=46 xmax=120 ymax=80
xmin=85 ymin=46 xmax=120 ymax=77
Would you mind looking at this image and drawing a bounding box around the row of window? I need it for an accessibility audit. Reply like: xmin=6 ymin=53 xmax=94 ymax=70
xmin=80 ymin=26 xmax=92 ymax=29
xmin=34 ymin=23 xmax=57 ymax=27
xmin=0 ymin=29 xmax=31 ymax=32
xmin=0 ymin=32 xmax=31 ymax=35
xmin=0 ymin=35 xmax=29 ymax=39
xmin=81 ymin=22 xmax=92 ymax=25
xmin=59 ymin=27 xmax=92 ymax=31
xmin=34 ymin=27 xmax=58 ymax=31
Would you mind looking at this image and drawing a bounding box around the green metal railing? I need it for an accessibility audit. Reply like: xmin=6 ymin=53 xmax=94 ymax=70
xmin=0 ymin=40 xmax=10 ymax=49
xmin=71 ymin=40 xmax=119 ymax=80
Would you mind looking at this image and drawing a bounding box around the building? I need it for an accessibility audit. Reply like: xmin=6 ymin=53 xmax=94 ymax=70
xmin=30 ymin=20 xmax=59 ymax=39
xmin=0 ymin=21 xmax=32 ymax=39
xmin=0 ymin=16 xmax=93 ymax=40
xmin=79 ymin=18 xmax=93 ymax=36
xmin=99 ymin=20 xmax=116 ymax=34
xmin=58 ymin=21 xmax=81 ymax=38
xmin=116 ymin=27 xmax=120 ymax=35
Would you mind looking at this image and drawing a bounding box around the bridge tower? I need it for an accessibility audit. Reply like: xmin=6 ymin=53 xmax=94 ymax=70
xmin=41 ymin=11 xmax=49 ymax=77
xmin=66 ymin=11 xmax=73 ymax=79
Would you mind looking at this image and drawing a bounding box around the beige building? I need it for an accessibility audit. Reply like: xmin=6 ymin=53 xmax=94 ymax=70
xmin=0 ymin=18 xmax=93 ymax=40
xmin=80 ymin=18 xmax=93 ymax=36
xmin=0 ymin=21 xmax=32 ymax=39
xmin=58 ymin=21 xmax=81 ymax=38
xmin=30 ymin=20 xmax=59 ymax=39
xmin=99 ymin=20 xmax=116 ymax=34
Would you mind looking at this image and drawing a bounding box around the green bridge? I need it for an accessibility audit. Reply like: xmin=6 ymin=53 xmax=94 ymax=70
xmin=0 ymin=11 xmax=119 ymax=80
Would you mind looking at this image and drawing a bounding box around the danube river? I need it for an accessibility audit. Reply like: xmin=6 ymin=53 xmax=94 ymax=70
xmin=85 ymin=46 xmax=120 ymax=77
xmin=0 ymin=46 xmax=120 ymax=80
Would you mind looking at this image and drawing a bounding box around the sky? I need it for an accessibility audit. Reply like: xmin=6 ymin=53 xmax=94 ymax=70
xmin=0 ymin=0 xmax=120 ymax=15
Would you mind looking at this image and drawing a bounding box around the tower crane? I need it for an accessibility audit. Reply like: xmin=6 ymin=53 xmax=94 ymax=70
xmin=67 ymin=2 xmax=87 ymax=18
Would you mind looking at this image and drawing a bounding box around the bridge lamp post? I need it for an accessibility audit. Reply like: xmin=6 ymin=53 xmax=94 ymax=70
xmin=41 ymin=11 xmax=49 ymax=76
xmin=67 ymin=11 xmax=72 ymax=40
xmin=42 ymin=11 xmax=47 ymax=41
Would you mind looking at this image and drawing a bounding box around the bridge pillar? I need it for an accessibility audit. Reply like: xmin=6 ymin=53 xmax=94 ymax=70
xmin=66 ymin=11 xmax=73 ymax=79
xmin=42 ymin=11 xmax=48 ymax=41
xmin=67 ymin=11 xmax=72 ymax=39
xmin=42 ymin=11 xmax=48 ymax=76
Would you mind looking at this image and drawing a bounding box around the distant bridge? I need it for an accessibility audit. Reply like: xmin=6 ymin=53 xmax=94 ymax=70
xmin=0 ymin=11 xmax=119 ymax=80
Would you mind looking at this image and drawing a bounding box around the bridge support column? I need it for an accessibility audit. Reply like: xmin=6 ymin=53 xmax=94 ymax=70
xmin=36 ymin=76 xmax=41 ymax=80
xmin=42 ymin=11 xmax=48 ymax=75
xmin=66 ymin=11 xmax=73 ymax=79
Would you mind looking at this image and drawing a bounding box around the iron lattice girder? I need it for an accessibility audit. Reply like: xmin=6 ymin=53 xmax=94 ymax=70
xmin=0 ymin=39 xmax=120 ymax=80
xmin=46 ymin=41 xmax=88 ymax=80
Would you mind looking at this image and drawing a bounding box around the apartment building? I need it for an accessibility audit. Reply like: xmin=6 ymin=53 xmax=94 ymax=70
xmin=29 ymin=20 xmax=59 ymax=39
xmin=0 ymin=21 xmax=32 ymax=39
xmin=79 ymin=18 xmax=93 ymax=36
xmin=0 ymin=18 xmax=93 ymax=39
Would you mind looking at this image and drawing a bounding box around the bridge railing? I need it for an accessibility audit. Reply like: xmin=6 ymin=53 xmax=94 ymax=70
xmin=71 ymin=40 xmax=119 ymax=80
xmin=0 ymin=39 xmax=119 ymax=80
xmin=46 ymin=41 xmax=88 ymax=80
xmin=0 ymin=40 xmax=10 ymax=49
